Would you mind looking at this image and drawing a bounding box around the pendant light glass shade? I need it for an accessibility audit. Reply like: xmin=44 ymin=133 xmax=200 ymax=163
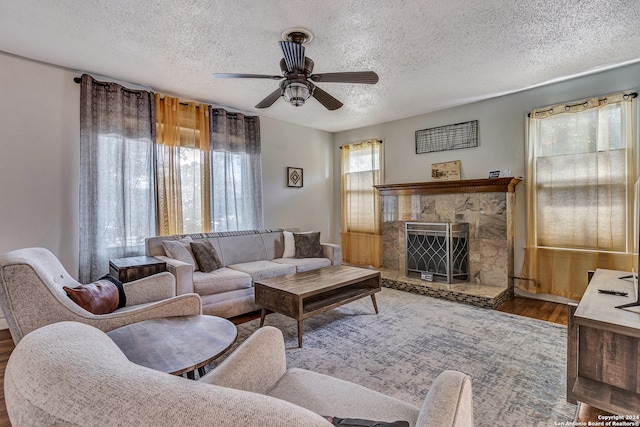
xmin=283 ymin=82 xmax=311 ymax=106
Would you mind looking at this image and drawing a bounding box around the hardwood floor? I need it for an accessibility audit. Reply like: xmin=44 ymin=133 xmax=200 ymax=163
xmin=497 ymin=295 xmax=569 ymax=325
xmin=0 ymin=328 xmax=13 ymax=427
xmin=0 ymin=297 xmax=606 ymax=426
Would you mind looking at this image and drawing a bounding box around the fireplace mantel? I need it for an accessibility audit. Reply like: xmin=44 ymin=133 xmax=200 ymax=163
xmin=374 ymin=177 xmax=521 ymax=196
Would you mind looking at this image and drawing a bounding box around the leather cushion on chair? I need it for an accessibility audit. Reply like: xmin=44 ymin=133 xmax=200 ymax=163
xmin=99 ymin=274 xmax=126 ymax=308
xmin=63 ymin=279 xmax=121 ymax=314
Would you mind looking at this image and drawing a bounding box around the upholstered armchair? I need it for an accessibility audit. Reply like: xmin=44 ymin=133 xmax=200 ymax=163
xmin=0 ymin=247 xmax=202 ymax=344
xmin=5 ymin=322 xmax=474 ymax=426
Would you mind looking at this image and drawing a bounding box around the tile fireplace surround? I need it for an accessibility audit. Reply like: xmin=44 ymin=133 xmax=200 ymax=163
xmin=374 ymin=177 xmax=521 ymax=309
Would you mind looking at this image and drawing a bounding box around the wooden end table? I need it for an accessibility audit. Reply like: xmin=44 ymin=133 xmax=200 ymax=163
xmin=109 ymin=256 xmax=166 ymax=283
xmin=254 ymin=265 xmax=381 ymax=348
xmin=107 ymin=315 xmax=237 ymax=379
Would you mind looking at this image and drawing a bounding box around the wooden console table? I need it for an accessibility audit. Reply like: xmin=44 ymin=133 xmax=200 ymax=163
xmin=567 ymin=268 xmax=640 ymax=414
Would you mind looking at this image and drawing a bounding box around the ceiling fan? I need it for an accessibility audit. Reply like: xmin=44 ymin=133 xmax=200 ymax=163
xmin=212 ymin=29 xmax=379 ymax=111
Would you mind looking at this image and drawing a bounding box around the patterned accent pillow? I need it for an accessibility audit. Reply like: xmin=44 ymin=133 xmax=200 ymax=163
xmin=162 ymin=237 xmax=199 ymax=270
xmin=190 ymin=240 xmax=223 ymax=273
xmin=294 ymin=231 xmax=323 ymax=258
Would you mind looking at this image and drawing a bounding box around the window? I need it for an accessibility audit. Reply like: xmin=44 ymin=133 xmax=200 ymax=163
xmin=79 ymin=75 xmax=157 ymax=282
xmin=155 ymin=95 xmax=212 ymax=235
xmin=80 ymin=78 xmax=263 ymax=280
xmin=341 ymin=139 xmax=383 ymax=267
xmin=521 ymin=92 xmax=637 ymax=299
xmin=210 ymin=109 xmax=263 ymax=232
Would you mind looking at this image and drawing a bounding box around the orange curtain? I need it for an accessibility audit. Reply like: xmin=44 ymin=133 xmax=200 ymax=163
xmin=341 ymin=139 xmax=383 ymax=267
xmin=155 ymin=94 xmax=211 ymax=235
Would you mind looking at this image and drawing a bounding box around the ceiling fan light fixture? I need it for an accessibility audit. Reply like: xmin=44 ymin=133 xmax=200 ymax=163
xmin=283 ymin=81 xmax=312 ymax=107
xmin=281 ymin=28 xmax=313 ymax=45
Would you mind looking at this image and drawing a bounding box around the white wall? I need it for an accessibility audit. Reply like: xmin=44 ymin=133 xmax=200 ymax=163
xmin=0 ymin=51 xmax=335 ymax=330
xmin=0 ymin=53 xmax=81 ymax=275
xmin=261 ymin=117 xmax=335 ymax=240
xmin=332 ymin=62 xmax=640 ymax=293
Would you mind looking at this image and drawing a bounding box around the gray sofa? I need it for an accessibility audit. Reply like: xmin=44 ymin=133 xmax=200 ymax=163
xmin=5 ymin=321 xmax=474 ymax=426
xmin=146 ymin=229 xmax=342 ymax=318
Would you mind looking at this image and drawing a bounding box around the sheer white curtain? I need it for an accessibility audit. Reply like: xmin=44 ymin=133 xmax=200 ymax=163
xmin=521 ymin=91 xmax=637 ymax=299
xmin=209 ymin=108 xmax=263 ymax=231
xmin=79 ymin=74 xmax=157 ymax=282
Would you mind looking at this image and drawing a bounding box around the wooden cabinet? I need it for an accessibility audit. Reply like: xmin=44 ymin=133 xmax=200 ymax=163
xmin=109 ymin=256 xmax=166 ymax=283
xmin=567 ymin=269 xmax=640 ymax=414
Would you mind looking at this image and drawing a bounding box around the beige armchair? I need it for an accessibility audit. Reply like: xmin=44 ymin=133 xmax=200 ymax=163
xmin=0 ymin=247 xmax=202 ymax=344
xmin=5 ymin=322 xmax=474 ymax=426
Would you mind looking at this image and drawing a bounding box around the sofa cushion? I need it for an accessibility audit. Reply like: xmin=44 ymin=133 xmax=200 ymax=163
xmin=162 ymin=237 xmax=199 ymax=270
xmin=294 ymin=232 xmax=323 ymax=258
xmin=193 ymin=268 xmax=253 ymax=296
xmin=218 ymin=234 xmax=269 ymax=266
xmin=228 ymin=260 xmax=296 ymax=282
xmin=272 ymin=257 xmax=331 ymax=273
xmin=190 ymin=240 xmax=223 ymax=273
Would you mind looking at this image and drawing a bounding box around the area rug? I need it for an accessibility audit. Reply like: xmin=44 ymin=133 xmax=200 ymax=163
xmin=216 ymin=288 xmax=577 ymax=427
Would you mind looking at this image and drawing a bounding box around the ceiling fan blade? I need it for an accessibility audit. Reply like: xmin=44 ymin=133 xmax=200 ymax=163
xmin=255 ymin=88 xmax=282 ymax=109
xmin=310 ymin=71 xmax=379 ymax=84
xmin=213 ymin=73 xmax=282 ymax=80
xmin=312 ymin=85 xmax=343 ymax=110
xmin=279 ymin=41 xmax=306 ymax=72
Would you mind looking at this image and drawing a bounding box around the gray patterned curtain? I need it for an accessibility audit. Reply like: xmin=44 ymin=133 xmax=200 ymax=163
xmin=209 ymin=108 xmax=263 ymax=231
xmin=79 ymin=74 xmax=157 ymax=282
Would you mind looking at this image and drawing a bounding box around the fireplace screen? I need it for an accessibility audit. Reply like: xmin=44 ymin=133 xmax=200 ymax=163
xmin=405 ymin=222 xmax=469 ymax=283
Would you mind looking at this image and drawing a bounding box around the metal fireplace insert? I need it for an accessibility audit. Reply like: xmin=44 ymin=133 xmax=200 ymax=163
xmin=405 ymin=222 xmax=469 ymax=283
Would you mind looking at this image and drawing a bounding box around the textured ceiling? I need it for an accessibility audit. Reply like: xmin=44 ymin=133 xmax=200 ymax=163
xmin=1 ymin=0 xmax=640 ymax=132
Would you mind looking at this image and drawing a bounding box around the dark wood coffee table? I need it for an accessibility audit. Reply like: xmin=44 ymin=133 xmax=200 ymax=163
xmin=254 ymin=265 xmax=381 ymax=347
xmin=107 ymin=315 xmax=237 ymax=379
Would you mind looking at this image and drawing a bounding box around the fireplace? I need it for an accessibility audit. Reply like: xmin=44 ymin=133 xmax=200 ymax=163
xmin=375 ymin=178 xmax=521 ymax=308
xmin=405 ymin=222 xmax=469 ymax=283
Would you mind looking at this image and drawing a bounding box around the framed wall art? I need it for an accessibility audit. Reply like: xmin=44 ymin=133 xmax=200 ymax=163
xmin=287 ymin=167 xmax=303 ymax=188
xmin=431 ymin=160 xmax=461 ymax=181
xmin=416 ymin=120 xmax=478 ymax=154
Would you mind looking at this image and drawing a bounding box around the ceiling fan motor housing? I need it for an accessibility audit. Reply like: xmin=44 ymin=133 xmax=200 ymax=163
xmin=279 ymin=57 xmax=314 ymax=76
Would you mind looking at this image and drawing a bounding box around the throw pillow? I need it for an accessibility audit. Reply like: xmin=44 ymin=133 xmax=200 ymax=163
xmin=99 ymin=274 xmax=126 ymax=308
xmin=162 ymin=237 xmax=200 ymax=270
xmin=282 ymin=231 xmax=295 ymax=258
xmin=294 ymin=231 xmax=323 ymax=258
xmin=190 ymin=240 xmax=223 ymax=273
xmin=63 ymin=279 xmax=121 ymax=315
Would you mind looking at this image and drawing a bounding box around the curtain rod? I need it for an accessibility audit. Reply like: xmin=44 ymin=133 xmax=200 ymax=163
xmin=73 ymin=76 xmax=257 ymax=116
xmin=74 ymin=76 xmax=144 ymax=96
xmin=339 ymin=139 xmax=383 ymax=149
xmin=527 ymin=92 xmax=637 ymax=117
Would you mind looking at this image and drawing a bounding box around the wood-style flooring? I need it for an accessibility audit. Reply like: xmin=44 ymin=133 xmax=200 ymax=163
xmin=0 ymin=297 xmax=605 ymax=426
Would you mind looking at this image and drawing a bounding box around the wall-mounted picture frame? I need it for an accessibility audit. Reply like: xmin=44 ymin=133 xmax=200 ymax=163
xmin=416 ymin=120 xmax=478 ymax=154
xmin=287 ymin=167 xmax=303 ymax=188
